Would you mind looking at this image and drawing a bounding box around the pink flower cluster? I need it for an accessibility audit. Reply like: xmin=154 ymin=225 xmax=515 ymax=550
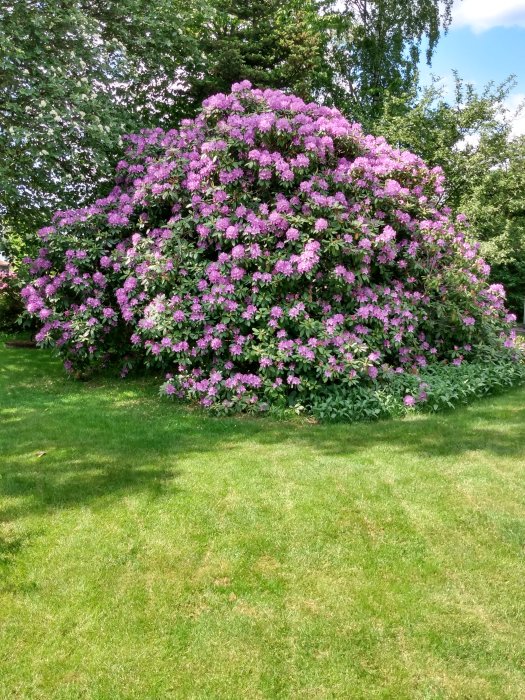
xmin=22 ymin=82 xmax=517 ymax=412
xmin=0 ymin=269 xmax=15 ymax=293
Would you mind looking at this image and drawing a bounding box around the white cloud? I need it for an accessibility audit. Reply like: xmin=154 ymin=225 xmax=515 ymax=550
xmin=452 ymin=0 xmax=525 ymax=32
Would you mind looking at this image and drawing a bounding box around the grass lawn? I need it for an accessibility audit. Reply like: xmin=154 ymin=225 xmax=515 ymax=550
xmin=1 ymin=340 xmax=525 ymax=699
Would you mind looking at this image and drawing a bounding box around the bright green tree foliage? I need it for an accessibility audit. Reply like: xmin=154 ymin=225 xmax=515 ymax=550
xmin=463 ymin=136 xmax=525 ymax=316
xmin=0 ymin=0 xmax=198 ymax=241
xmin=323 ymin=0 xmax=454 ymax=125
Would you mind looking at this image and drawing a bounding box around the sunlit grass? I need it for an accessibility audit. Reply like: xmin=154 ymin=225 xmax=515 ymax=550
xmin=1 ymin=340 xmax=525 ymax=699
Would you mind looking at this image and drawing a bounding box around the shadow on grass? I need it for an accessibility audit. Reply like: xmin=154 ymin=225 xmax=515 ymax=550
xmin=1 ymin=346 xmax=525 ymax=528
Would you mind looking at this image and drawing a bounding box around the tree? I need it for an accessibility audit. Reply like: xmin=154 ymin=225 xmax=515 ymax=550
xmin=374 ymin=76 xmax=515 ymax=210
xmin=181 ymin=0 xmax=327 ymax=109
xmin=0 ymin=0 xmax=196 ymax=246
xmin=321 ymin=0 xmax=454 ymax=125
xmin=462 ymin=136 xmax=525 ymax=316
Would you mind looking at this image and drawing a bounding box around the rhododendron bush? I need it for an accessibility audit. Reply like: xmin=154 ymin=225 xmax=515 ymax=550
xmin=22 ymin=83 xmax=520 ymax=414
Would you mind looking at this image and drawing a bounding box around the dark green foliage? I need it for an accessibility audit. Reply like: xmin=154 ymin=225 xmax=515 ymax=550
xmin=311 ymin=359 xmax=525 ymax=422
xmin=183 ymin=0 xmax=326 ymax=108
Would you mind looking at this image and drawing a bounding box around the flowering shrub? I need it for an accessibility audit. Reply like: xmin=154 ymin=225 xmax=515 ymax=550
xmin=0 ymin=268 xmax=24 ymax=331
xmin=22 ymin=82 xmax=522 ymax=414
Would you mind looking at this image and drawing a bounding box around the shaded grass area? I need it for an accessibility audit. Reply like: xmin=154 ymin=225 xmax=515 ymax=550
xmin=1 ymin=341 xmax=525 ymax=699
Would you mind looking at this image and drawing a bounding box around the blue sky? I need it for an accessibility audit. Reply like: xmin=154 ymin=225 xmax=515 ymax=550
xmin=419 ymin=1 xmax=525 ymax=134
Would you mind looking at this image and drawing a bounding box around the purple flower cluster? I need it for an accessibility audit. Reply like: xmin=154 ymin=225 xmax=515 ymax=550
xmin=22 ymin=82 xmax=518 ymax=412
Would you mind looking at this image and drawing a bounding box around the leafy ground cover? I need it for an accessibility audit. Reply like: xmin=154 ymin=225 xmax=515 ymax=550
xmin=1 ymin=340 xmax=525 ymax=699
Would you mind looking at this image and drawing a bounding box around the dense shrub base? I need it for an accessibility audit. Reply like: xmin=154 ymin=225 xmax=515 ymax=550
xmin=310 ymin=359 xmax=525 ymax=422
